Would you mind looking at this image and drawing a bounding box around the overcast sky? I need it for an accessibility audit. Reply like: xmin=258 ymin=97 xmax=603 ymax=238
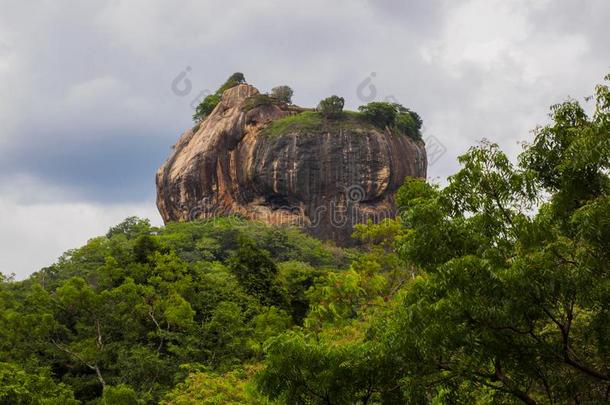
xmin=1 ymin=0 xmax=608 ymax=278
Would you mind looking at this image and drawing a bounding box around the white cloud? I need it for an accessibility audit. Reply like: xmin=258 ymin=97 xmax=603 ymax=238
xmin=0 ymin=187 xmax=161 ymax=280
xmin=0 ymin=176 xmax=162 ymax=279
xmin=416 ymin=0 xmax=607 ymax=177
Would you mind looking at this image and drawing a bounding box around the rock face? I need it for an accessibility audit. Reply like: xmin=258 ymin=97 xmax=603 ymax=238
xmin=156 ymin=84 xmax=427 ymax=245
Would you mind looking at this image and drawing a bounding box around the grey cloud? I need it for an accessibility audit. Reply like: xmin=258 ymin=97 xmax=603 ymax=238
xmin=1 ymin=0 xmax=609 ymax=205
xmin=0 ymin=129 xmax=174 ymax=203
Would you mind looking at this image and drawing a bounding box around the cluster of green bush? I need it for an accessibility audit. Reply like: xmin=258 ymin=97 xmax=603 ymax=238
xmin=194 ymin=72 xmax=422 ymax=140
xmin=263 ymin=96 xmax=423 ymax=140
xmin=243 ymin=94 xmax=274 ymax=111
xmin=269 ymin=85 xmax=293 ymax=104
xmin=193 ymin=74 xmax=296 ymax=122
xmin=317 ymin=95 xmax=345 ymax=118
xmin=0 ymin=216 xmax=348 ymax=404
xmin=357 ymin=102 xmax=423 ymax=139
xmin=323 ymin=97 xmax=423 ymax=139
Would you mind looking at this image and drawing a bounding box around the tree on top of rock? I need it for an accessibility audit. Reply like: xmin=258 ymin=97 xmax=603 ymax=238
xmin=270 ymin=85 xmax=294 ymax=104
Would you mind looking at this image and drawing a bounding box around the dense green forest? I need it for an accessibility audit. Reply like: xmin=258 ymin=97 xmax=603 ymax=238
xmin=1 ymin=76 xmax=609 ymax=404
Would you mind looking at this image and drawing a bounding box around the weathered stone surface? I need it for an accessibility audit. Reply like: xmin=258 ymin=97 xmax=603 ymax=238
xmin=156 ymin=84 xmax=427 ymax=245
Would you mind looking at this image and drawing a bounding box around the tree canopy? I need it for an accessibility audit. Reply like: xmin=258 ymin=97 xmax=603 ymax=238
xmin=317 ymin=95 xmax=345 ymax=118
xmin=0 ymin=217 xmax=346 ymax=403
xmin=270 ymin=85 xmax=294 ymax=104
xmin=358 ymin=101 xmax=423 ymax=139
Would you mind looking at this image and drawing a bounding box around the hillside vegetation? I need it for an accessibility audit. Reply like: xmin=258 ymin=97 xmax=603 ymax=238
xmin=1 ymin=75 xmax=609 ymax=404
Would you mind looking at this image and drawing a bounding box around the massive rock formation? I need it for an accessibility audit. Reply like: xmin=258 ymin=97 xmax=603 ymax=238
xmin=156 ymin=83 xmax=427 ymax=245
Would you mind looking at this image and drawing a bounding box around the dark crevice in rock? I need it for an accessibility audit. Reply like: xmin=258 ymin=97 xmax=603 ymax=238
xmin=156 ymin=83 xmax=427 ymax=246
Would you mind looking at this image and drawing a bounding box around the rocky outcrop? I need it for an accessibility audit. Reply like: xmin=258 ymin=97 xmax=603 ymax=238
xmin=156 ymin=83 xmax=427 ymax=245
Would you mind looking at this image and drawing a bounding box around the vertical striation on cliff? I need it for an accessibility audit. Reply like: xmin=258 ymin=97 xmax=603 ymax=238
xmin=156 ymin=83 xmax=427 ymax=245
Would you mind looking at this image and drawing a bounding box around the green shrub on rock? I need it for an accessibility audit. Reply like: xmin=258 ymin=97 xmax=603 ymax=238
xmin=317 ymin=95 xmax=345 ymax=118
xmin=358 ymin=101 xmax=397 ymax=129
xmin=358 ymin=101 xmax=423 ymax=139
xmin=244 ymin=94 xmax=274 ymax=111
xmin=270 ymin=85 xmax=294 ymax=104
